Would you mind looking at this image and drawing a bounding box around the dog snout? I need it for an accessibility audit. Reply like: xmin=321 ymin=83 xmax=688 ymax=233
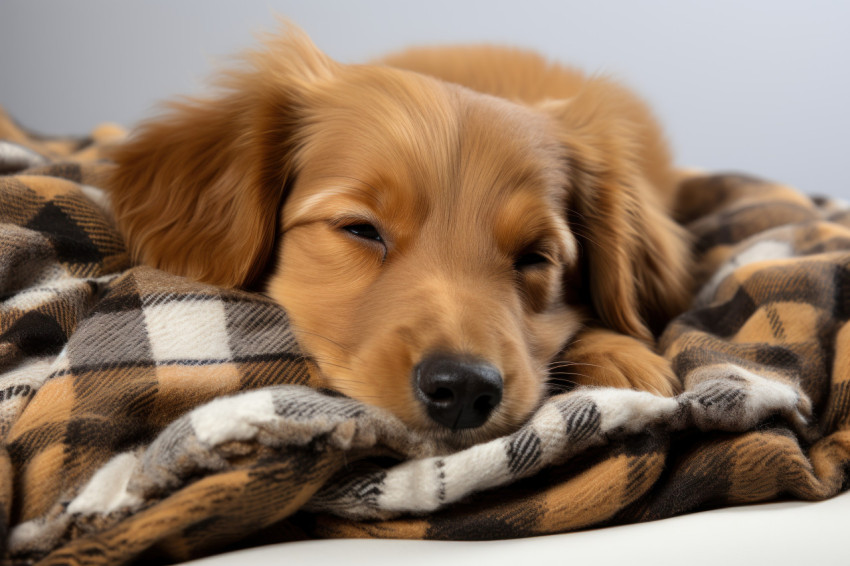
xmin=414 ymin=353 xmax=503 ymax=430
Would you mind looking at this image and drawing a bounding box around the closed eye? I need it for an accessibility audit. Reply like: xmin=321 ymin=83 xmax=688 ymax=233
xmin=342 ymin=223 xmax=383 ymax=242
xmin=513 ymin=251 xmax=551 ymax=271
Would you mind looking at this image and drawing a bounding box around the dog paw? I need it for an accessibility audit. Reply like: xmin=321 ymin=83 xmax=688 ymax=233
xmin=553 ymin=328 xmax=681 ymax=396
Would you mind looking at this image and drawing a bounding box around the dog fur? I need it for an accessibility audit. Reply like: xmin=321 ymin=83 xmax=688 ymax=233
xmin=106 ymin=25 xmax=691 ymax=446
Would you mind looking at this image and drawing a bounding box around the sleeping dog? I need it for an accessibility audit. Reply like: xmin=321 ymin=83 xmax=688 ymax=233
xmin=106 ymin=24 xmax=690 ymax=446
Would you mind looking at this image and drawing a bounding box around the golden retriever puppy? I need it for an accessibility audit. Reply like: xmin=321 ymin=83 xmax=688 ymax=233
xmin=106 ymin=25 xmax=691 ymax=446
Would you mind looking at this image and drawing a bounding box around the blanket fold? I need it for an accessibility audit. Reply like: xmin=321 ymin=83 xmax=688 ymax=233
xmin=1 ymin=111 xmax=849 ymax=565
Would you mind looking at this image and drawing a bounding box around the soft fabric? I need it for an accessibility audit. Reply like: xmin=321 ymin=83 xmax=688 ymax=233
xmin=1 ymin=110 xmax=849 ymax=565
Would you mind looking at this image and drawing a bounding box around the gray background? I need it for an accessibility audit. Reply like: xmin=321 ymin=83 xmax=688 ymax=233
xmin=1 ymin=0 xmax=847 ymax=196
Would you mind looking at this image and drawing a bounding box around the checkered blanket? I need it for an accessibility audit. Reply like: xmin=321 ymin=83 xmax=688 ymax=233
xmin=2 ymin=109 xmax=849 ymax=565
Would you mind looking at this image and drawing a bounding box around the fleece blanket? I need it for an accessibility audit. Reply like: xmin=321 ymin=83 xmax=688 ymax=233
xmin=1 ymin=109 xmax=849 ymax=565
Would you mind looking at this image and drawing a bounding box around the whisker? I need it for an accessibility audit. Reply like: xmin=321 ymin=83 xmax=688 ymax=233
xmin=552 ymin=362 xmax=623 ymax=380
xmin=545 ymin=383 xmax=576 ymax=396
xmin=312 ymin=360 xmax=353 ymax=372
xmin=548 ymin=360 xmax=605 ymax=370
xmin=319 ymin=376 xmax=373 ymax=387
xmin=289 ymin=324 xmax=367 ymax=365
xmin=547 ymin=361 xmax=587 ymax=369
xmin=297 ymin=351 xmax=353 ymax=371
xmin=568 ymin=225 xmax=604 ymax=250
xmin=548 ymin=371 xmax=591 ymax=379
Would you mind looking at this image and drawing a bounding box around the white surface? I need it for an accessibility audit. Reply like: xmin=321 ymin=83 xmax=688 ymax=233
xmin=1 ymin=0 xmax=849 ymax=197
xmin=185 ymin=490 xmax=850 ymax=566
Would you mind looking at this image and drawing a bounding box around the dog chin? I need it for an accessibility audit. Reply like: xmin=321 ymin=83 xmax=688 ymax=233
xmin=311 ymin=360 xmax=545 ymax=450
xmin=419 ymin=408 xmax=539 ymax=451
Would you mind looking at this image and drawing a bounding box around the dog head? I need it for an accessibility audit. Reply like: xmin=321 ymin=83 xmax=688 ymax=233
xmin=107 ymin=26 xmax=689 ymax=447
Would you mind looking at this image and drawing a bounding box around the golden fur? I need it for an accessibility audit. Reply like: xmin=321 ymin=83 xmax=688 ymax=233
xmin=107 ymin=25 xmax=691 ymax=446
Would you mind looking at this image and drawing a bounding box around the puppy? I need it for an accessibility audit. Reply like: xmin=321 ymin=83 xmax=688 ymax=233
xmin=106 ymin=25 xmax=691 ymax=446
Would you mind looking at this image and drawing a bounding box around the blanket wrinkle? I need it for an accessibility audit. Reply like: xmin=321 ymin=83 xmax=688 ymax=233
xmin=1 ymin=111 xmax=849 ymax=564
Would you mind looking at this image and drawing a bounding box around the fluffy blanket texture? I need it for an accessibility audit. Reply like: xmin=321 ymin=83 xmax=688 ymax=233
xmin=1 ymin=109 xmax=849 ymax=565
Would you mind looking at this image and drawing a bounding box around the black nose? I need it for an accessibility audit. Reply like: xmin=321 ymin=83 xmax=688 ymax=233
xmin=414 ymin=353 xmax=503 ymax=430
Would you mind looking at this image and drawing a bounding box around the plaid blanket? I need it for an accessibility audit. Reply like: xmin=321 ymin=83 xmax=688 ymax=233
xmin=2 ymin=108 xmax=849 ymax=565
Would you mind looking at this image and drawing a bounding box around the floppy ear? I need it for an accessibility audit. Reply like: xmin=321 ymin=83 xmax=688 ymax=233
xmin=543 ymin=79 xmax=692 ymax=341
xmin=107 ymin=25 xmax=337 ymax=288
